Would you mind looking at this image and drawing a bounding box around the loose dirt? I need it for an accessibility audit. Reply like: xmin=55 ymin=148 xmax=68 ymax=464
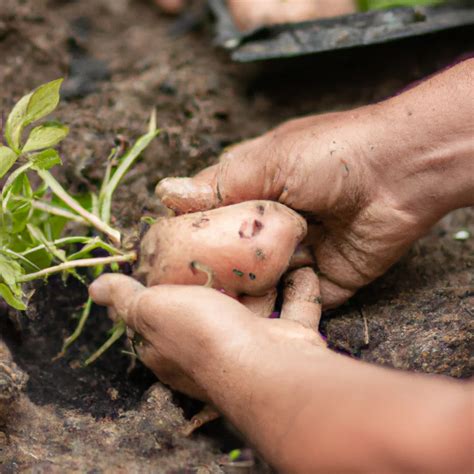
xmin=0 ymin=0 xmax=472 ymax=471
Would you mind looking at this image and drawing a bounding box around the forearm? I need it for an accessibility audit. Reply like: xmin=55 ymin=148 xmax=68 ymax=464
xmin=197 ymin=321 xmax=472 ymax=473
xmin=368 ymin=59 xmax=474 ymax=224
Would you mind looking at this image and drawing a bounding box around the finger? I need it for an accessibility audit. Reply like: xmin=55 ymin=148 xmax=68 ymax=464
xmin=89 ymin=274 xmax=146 ymax=324
xmin=240 ymin=289 xmax=277 ymax=318
xmin=155 ymin=135 xmax=286 ymax=213
xmin=288 ymin=244 xmax=315 ymax=269
xmin=137 ymin=343 xmax=208 ymax=400
xmin=280 ymin=267 xmax=321 ymax=330
xmin=155 ymin=165 xmax=219 ymax=214
xmin=319 ymin=276 xmax=355 ymax=309
xmin=314 ymin=236 xmax=368 ymax=309
xmin=90 ymin=274 xmax=164 ymax=338
xmin=155 ymin=0 xmax=186 ymax=14
xmin=108 ymin=306 xmax=120 ymax=323
xmin=92 ymin=279 xmax=255 ymax=348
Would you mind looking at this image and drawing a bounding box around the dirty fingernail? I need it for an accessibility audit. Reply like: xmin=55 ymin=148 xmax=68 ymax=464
xmin=155 ymin=177 xmax=215 ymax=212
xmin=89 ymin=277 xmax=111 ymax=306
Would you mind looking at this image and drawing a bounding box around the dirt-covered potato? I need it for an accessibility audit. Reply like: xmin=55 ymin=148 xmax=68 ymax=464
xmin=136 ymin=200 xmax=307 ymax=297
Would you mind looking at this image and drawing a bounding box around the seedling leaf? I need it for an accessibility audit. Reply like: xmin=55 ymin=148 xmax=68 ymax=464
xmin=0 ymin=79 xmax=158 ymax=363
xmin=0 ymin=146 xmax=18 ymax=178
xmin=229 ymin=449 xmax=242 ymax=462
xmin=23 ymin=123 xmax=69 ymax=153
xmin=99 ymin=121 xmax=160 ymax=224
xmin=24 ymin=79 xmax=63 ymax=125
xmin=30 ymin=148 xmax=62 ymax=170
xmin=0 ymin=283 xmax=26 ymax=310
xmin=357 ymin=0 xmax=442 ymax=10
xmin=0 ymin=253 xmax=24 ymax=287
xmin=27 ymin=224 xmax=67 ymax=263
xmin=5 ymin=92 xmax=33 ymax=151
xmin=1 ymin=163 xmax=33 ymax=199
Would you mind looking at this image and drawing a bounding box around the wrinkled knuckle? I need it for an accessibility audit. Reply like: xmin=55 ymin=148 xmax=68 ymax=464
xmin=130 ymin=289 xmax=160 ymax=336
xmin=272 ymin=120 xmax=294 ymax=137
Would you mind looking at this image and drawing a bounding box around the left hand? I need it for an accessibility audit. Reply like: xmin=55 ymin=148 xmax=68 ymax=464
xmin=153 ymin=0 xmax=356 ymax=29
xmin=89 ymin=267 xmax=326 ymax=401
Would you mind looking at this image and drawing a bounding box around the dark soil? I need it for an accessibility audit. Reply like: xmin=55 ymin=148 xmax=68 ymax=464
xmin=0 ymin=0 xmax=473 ymax=472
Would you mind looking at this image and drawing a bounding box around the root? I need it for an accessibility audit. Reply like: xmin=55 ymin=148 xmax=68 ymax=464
xmin=53 ymin=298 xmax=93 ymax=361
xmin=359 ymin=308 xmax=370 ymax=346
xmin=190 ymin=261 xmax=215 ymax=288
xmin=84 ymin=320 xmax=127 ymax=366
xmin=181 ymin=404 xmax=220 ymax=437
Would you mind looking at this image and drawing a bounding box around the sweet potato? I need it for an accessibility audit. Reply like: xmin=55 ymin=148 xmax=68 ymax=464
xmin=136 ymin=200 xmax=307 ymax=297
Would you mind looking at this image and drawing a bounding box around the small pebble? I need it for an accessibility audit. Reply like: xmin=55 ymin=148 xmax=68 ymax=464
xmin=453 ymin=230 xmax=470 ymax=241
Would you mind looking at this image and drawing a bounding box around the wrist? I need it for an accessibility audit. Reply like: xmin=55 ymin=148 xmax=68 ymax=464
xmin=364 ymin=92 xmax=473 ymax=227
xmin=186 ymin=311 xmax=261 ymax=399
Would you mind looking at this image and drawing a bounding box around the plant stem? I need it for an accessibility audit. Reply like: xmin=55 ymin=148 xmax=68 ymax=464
xmin=1 ymin=162 xmax=33 ymax=199
xmin=66 ymin=238 xmax=122 ymax=261
xmin=0 ymin=249 xmax=40 ymax=271
xmin=38 ymin=170 xmax=121 ymax=246
xmin=99 ymin=127 xmax=159 ymax=224
xmin=31 ymin=200 xmax=88 ymax=224
xmin=21 ymin=236 xmax=94 ymax=256
xmin=17 ymin=253 xmax=136 ymax=282
xmin=98 ymin=147 xmax=119 ymax=207
xmin=84 ymin=320 xmax=126 ymax=366
xmin=54 ymin=297 xmax=93 ymax=359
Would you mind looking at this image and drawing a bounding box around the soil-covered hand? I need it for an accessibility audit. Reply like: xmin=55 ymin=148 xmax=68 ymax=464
xmin=89 ymin=268 xmax=326 ymax=401
xmin=156 ymin=60 xmax=474 ymax=308
xmin=89 ymin=268 xmax=472 ymax=474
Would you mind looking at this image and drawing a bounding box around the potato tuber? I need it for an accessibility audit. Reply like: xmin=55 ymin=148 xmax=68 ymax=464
xmin=136 ymin=200 xmax=307 ymax=298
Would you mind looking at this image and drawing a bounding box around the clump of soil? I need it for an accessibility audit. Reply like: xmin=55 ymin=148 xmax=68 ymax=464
xmin=0 ymin=0 xmax=472 ymax=471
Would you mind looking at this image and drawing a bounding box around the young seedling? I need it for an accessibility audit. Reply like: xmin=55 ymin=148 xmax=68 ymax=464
xmin=0 ymin=79 xmax=160 ymax=363
xmin=357 ymin=0 xmax=442 ymax=10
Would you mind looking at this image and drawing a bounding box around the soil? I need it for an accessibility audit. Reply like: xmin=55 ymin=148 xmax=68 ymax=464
xmin=0 ymin=0 xmax=473 ymax=472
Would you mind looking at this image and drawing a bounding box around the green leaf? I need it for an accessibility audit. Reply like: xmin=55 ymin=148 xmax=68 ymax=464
xmin=0 ymin=283 xmax=26 ymax=310
xmin=2 ymin=174 xmax=34 ymax=234
xmin=5 ymin=92 xmax=33 ymax=151
xmin=0 ymin=253 xmax=24 ymax=287
xmin=5 ymin=199 xmax=32 ymax=234
xmin=23 ymin=122 xmax=69 ymax=153
xmin=1 ymin=162 xmax=32 ymax=199
xmin=229 ymin=450 xmax=242 ymax=462
xmin=0 ymin=146 xmax=18 ymax=178
xmin=9 ymin=172 xmax=33 ymax=199
xmin=0 ymin=249 xmax=40 ymax=272
xmin=4 ymin=79 xmax=63 ymax=153
xmin=357 ymin=0 xmax=442 ymax=10
xmin=30 ymin=148 xmax=62 ymax=170
xmin=24 ymin=79 xmax=63 ymax=125
xmin=99 ymin=121 xmax=160 ymax=223
xmin=27 ymin=223 xmax=66 ymax=263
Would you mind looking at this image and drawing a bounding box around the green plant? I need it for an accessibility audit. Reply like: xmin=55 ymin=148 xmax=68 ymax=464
xmin=358 ymin=0 xmax=444 ymax=10
xmin=0 ymin=79 xmax=159 ymax=363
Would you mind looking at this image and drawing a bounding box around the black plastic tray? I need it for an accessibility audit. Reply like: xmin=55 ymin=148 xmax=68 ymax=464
xmin=209 ymin=0 xmax=474 ymax=62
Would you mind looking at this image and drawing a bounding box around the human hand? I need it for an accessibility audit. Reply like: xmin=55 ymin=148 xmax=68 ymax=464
xmin=153 ymin=0 xmax=356 ymax=30
xmin=89 ymin=267 xmax=326 ymax=401
xmin=156 ymin=56 xmax=474 ymax=309
xmin=154 ymin=109 xmax=418 ymax=308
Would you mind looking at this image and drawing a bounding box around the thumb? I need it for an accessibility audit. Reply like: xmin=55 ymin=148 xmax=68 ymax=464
xmin=155 ymin=0 xmax=186 ymax=14
xmin=89 ymin=274 xmax=146 ymax=330
xmin=155 ymin=136 xmax=286 ymax=213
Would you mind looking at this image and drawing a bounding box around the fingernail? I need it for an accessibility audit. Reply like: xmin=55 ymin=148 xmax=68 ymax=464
xmin=155 ymin=177 xmax=215 ymax=212
xmin=89 ymin=277 xmax=110 ymax=306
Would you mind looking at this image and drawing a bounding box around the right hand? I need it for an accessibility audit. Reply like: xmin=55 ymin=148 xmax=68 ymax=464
xmin=156 ymin=60 xmax=474 ymax=308
xmin=156 ymin=107 xmax=429 ymax=308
